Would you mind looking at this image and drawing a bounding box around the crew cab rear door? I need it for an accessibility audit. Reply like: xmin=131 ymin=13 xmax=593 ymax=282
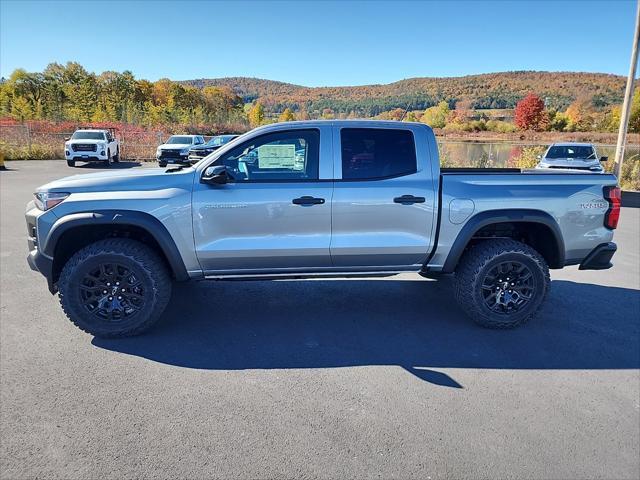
xmin=330 ymin=124 xmax=438 ymax=267
xmin=192 ymin=125 xmax=334 ymax=273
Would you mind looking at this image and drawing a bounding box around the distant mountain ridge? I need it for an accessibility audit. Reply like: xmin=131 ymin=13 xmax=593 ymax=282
xmin=181 ymin=71 xmax=628 ymax=117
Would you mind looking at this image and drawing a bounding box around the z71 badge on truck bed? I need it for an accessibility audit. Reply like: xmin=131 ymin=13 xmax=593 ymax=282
xmin=26 ymin=121 xmax=620 ymax=337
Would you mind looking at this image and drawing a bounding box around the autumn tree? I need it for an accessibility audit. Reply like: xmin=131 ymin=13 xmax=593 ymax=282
xmin=278 ymin=108 xmax=295 ymax=122
xmin=404 ymin=111 xmax=418 ymax=122
xmin=248 ymin=102 xmax=265 ymax=127
xmin=628 ymin=89 xmax=640 ymax=133
xmin=421 ymin=101 xmax=450 ymax=128
xmin=514 ymin=93 xmax=546 ymax=131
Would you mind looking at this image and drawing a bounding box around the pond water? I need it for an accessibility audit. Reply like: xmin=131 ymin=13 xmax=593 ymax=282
xmin=437 ymin=140 xmax=640 ymax=169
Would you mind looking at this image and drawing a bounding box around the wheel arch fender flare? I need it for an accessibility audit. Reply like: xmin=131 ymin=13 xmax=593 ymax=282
xmin=43 ymin=210 xmax=189 ymax=281
xmin=441 ymin=209 xmax=565 ymax=273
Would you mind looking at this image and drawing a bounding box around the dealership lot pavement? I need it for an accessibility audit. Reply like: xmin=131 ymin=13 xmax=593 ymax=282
xmin=1 ymin=160 xmax=639 ymax=479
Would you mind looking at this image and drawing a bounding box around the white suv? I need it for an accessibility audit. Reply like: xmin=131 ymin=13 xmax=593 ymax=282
xmin=65 ymin=129 xmax=119 ymax=167
xmin=536 ymin=143 xmax=607 ymax=173
xmin=156 ymin=135 xmax=205 ymax=167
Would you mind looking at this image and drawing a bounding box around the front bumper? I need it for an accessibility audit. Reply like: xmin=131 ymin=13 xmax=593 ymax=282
xmin=66 ymin=152 xmax=108 ymax=161
xmin=26 ymin=204 xmax=57 ymax=293
xmin=579 ymin=242 xmax=617 ymax=270
xmin=157 ymin=151 xmax=189 ymax=164
xmin=27 ymin=249 xmax=56 ymax=293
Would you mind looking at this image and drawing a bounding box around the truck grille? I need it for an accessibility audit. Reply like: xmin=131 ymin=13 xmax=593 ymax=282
xmin=159 ymin=149 xmax=183 ymax=159
xmin=72 ymin=144 xmax=97 ymax=152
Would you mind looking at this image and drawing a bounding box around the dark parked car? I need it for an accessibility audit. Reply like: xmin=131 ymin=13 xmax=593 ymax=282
xmin=188 ymin=135 xmax=239 ymax=162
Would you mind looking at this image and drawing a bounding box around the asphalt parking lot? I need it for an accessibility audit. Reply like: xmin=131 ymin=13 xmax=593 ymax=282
xmin=1 ymin=160 xmax=639 ymax=479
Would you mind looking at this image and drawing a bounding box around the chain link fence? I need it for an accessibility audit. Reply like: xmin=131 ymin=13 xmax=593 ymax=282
xmin=0 ymin=124 xmax=169 ymax=161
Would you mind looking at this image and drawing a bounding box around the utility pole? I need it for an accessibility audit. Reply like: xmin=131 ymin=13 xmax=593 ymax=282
xmin=614 ymin=0 xmax=640 ymax=178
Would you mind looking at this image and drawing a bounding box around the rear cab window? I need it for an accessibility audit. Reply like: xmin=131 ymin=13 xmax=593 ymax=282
xmin=340 ymin=128 xmax=417 ymax=180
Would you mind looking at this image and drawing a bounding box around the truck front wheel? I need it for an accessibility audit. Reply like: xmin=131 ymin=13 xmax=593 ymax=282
xmin=454 ymin=239 xmax=550 ymax=329
xmin=58 ymin=238 xmax=172 ymax=337
xmin=67 ymin=160 xmax=75 ymax=167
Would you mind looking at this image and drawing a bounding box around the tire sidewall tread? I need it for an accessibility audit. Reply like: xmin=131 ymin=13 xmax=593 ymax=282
xmin=454 ymin=239 xmax=550 ymax=329
xmin=58 ymin=238 xmax=172 ymax=337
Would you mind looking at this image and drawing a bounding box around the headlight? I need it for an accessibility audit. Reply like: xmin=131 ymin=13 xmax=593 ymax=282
xmin=34 ymin=192 xmax=69 ymax=211
xmin=156 ymin=147 xmax=162 ymax=155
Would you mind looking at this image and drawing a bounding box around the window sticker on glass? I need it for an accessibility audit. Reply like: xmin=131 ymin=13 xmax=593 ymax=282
xmin=257 ymin=144 xmax=297 ymax=169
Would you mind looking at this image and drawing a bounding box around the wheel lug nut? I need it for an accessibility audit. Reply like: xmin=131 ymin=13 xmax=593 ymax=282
xmin=106 ymin=282 xmax=111 ymax=286
xmin=118 ymin=296 xmax=122 ymax=300
xmin=108 ymin=296 xmax=113 ymax=300
xmin=116 ymin=282 xmax=120 ymax=285
xmin=103 ymin=290 xmax=108 ymax=294
xmin=121 ymin=288 xmax=125 ymax=292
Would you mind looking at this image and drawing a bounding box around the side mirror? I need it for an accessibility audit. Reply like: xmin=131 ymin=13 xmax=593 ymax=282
xmin=64 ymin=137 xmax=70 ymax=141
xmin=600 ymin=156 xmax=608 ymax=162
xmin=201 ymin=165 xmax=229 ymax=185
xmin=536 ymin=155 xmax=542 ymax=160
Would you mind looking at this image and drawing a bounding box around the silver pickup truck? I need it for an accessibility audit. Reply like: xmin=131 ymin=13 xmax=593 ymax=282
xmin=26 ymin=121 xmax=620 ymax=337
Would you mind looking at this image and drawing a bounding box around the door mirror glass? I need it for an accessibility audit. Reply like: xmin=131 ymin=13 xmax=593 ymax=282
xmin=201 ymin=165 xmax=230 ymax=185
xmin=600 ymin=156 xmax=608 ymax=162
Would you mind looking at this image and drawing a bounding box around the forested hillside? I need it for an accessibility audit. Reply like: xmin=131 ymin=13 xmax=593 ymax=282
xmin=183 ymin=71 xmax=628 ymax=117
xmin=0 ymin=64 xmax=633 ymax=131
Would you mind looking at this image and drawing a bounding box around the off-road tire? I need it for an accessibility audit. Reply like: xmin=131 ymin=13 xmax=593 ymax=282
xmin=67 ymin=160 xmax=75 ymax=167
xmin=58 ymin=238 xmax=172 ymax=337
xmin=106 ymin=149 xmax=112 ymax=166
xmin=454 ymin=239 xmax=550 ymax=329
xmin=113 ymin=147 xmax=120 ymax=162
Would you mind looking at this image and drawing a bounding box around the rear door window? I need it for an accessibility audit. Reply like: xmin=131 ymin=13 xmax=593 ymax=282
xmin=340 ymin=128 xmax=417 ymax=180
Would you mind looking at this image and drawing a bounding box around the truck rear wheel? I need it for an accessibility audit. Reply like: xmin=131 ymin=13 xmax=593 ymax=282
xmin=113 ymin=147 xmax=120 ymax=162
xmin=454 ymin=239 xmax=549 ymax=329
xmin=58 ymin=238 xmax=172 ymax=338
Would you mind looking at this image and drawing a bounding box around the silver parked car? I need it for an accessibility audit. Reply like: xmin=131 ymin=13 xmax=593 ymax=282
xmin=536 ymin=143 xmax=607 ymax=172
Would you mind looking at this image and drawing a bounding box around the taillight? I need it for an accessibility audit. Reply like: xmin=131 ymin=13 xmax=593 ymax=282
xmin=603 ymin=185 xmax=621 ymax=230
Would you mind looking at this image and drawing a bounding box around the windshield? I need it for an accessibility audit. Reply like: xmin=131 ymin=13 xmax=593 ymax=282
xmin=166 ymin=136 xmax=193 ymax=145
xmin=71 ymin=131 xmax=105 ymax=140
xmin=207 ymin=135 xmax=236 ymax=147
xmin=546 ymin=145 xmax=595 ymax=159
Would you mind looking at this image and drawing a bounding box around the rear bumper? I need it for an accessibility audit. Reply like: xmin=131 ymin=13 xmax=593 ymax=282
xmin=579 ymin=242 xmax=617 ymax=270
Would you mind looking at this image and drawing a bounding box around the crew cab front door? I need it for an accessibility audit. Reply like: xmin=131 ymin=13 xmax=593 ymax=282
xmin=192 ymin=127 xmax=333 ymax=274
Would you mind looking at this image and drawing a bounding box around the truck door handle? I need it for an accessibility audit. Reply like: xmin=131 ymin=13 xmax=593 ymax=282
xmin=292 ymin=196 xmax=325 ymax=205
xmin=394 ymin=195 xmax=426 ymax=205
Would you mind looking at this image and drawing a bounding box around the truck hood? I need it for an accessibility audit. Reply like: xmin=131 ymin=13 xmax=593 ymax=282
xmin=36 ymin=167 xmax=196 ymax=194
xmin=539 ymin=157 xmax=602 ymax=170
xmin=158 ymin=143 xmax=191 ymax=150
xmin=65 ymin=140 xmax=107 ymax=145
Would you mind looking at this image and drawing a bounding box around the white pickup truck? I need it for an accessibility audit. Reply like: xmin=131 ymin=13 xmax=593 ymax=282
xmin=65 ymin=129 xmax=120 ymax=167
